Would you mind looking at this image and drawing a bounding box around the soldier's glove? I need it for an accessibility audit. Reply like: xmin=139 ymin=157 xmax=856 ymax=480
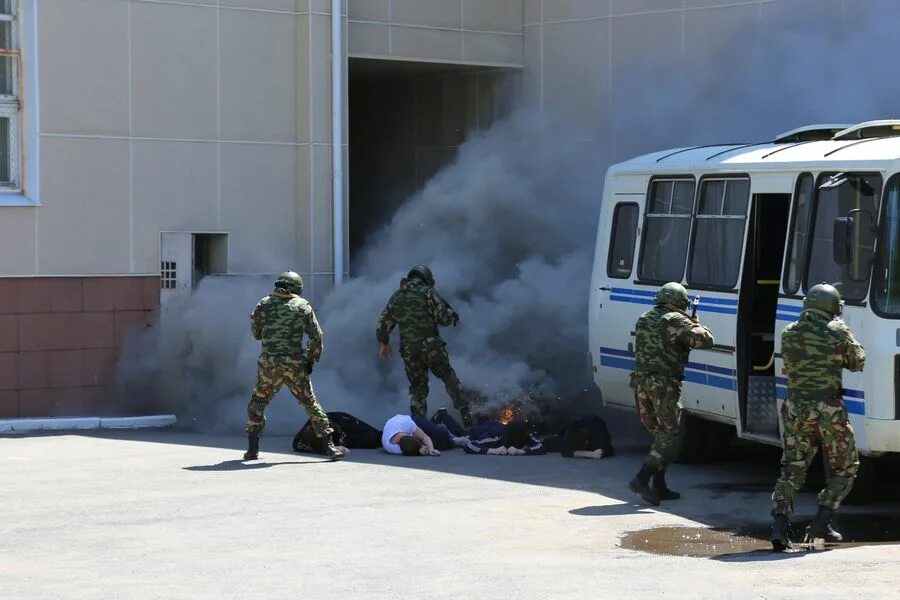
xmin=304 ymin=359 xmax=315 ymax=374
xmin=450 ymin=312 xmax=459 ymax=327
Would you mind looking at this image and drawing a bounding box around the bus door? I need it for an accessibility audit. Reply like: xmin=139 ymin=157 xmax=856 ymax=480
xmin=737 ymin=193 xmax=791 ymax=439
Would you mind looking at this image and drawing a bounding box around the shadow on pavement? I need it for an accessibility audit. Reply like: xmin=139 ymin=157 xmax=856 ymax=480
xmin=183 ymin=458 xmax=327 ymax=471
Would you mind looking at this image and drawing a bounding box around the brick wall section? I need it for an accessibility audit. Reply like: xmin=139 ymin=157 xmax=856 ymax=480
xmin=0 ymin=276 xmax=159 ymax=418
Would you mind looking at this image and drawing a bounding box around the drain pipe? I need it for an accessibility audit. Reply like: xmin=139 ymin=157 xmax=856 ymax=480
xmin=331 ymin=0 xmax=344 ymax=285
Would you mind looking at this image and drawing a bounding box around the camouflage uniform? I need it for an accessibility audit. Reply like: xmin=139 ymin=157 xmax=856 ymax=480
xmin=246 ymin=290 xmax=333 ymax=439
xmin=633 ymin=306 xmax=714 ymax=470
xmin=771 ymin=310 xmax=865 ymax=516
xmin=376 ymin=278 xmax=467 ymax=417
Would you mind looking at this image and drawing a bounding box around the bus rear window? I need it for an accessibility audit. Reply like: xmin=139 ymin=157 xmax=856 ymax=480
xmin=639 ymin=178 xmax=695 ymax=282
xmin=607 ymin=203 xmax=639 ymax=279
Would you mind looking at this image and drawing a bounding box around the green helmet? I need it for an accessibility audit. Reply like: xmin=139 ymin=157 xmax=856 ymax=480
xmin=407 ymin=265 xmax=435 ymax=287
xmin=274 ymin=271 xmax=303 ymax=295
xmin=655 ymin=282 xmax=690 ymax=311
xmin=803 ymin=283 xmax=843 ymax=316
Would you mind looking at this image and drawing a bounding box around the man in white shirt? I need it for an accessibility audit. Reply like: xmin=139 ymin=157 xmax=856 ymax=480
xmin=381 ymin=414 xmax=442 ymax=456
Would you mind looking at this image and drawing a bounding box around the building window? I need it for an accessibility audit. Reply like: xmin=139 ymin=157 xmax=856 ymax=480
xmin=161 ymin=261 xmax=177 ymax=289
xmin=806 ymin=172 xmax=881 ymax=302
xmin=0 ymin=0 xmax=20 ymax=190
xmin=607 ymin=203 xmax=639 ymax=279
xmin=638 ymin=178 xmax=695 ymax=283
xmin=783 ymin=174 xmax=814 ymax=295
xmin=688 ymin=177 xmax=750 ymax=289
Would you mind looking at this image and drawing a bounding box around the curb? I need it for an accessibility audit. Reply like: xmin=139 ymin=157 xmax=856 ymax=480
xmin=0 ymin=415 xmax=177 ymax=434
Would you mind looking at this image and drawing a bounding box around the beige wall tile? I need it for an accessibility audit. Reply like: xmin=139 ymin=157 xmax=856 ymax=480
xmin=463 ymin=0 xmax=522 ymax=32
xmin=296 ymin=13 xmax=311 ymax=142
xmin=220 ymin=10 xmax=297 ymax=142
xmin=219 ymin=0 xmax=297 ymax=11
xmin=348 ymin=21 xmax=390 ymax=55
xmin=544 ymin=0 xmax=611 ymax=22
xmin=131 ymin=141 xmax=219 ymax=274
xmin=38 ymin=138 xmax=130 ymax=274
xmin=311 ymin=145 xmax=333 ymax=273
xmin=522 ymin=24 xmax=541 ymax=109
xmin=310 ymin=14 xmax=333 ymax=143
xmin=463 ymin=32 xmax=522 ymax=65
xmin=523 ymin=0 xmax=542 ymax=24
xmin=38 ymin=0 xmax=129 ymax=135
xmin=390 ymin=25 xmax=462 ymax=62
xmin=295 ymin=144 xmax=313 ymax=273
xmin=349 ymin=0 xmax=389 ymax=21
xmin=542 ymin=19 xmax=608 ymax=131
xmin=610 ymin=0 xmax=680 ymax=16
xmin=0 ymin=209 xmax=36 ymax=275
xmin=219 ymin=145 xmax=298 ymax=273
xmin=131 ymin=2 xmax=217 ymax=139
xmin=391 ymin=0 xmax=461 ymax=28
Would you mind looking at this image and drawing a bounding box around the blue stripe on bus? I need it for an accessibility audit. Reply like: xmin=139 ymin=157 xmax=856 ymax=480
xmin=776 ymin=313 xmax=796 ymax=322
xmin=843 ymin=388 xmax=865 ymax=399
xmin=600 ymin=355 xmax=636 ymax=371
xmin=611 ymin=287 xmax=656 ymax=298
xmin=846 ymin=400 xmax=866 ymax=415
xmin=599 ymin=346 xmax=635 ymax=358
xmin=610 ymin=295 xmax=655 ymax=306
xmin=777 ymin=304 xmax=803 ymax=313
xmin=609 ymin=295 xmax=737 ymax=315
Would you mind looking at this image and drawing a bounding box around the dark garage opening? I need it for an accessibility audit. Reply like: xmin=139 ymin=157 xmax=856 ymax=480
xmin=348 ymin=57 xmax=520 ymax=271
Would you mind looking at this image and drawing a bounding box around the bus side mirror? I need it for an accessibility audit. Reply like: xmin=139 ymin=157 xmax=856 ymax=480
xmin=833 ymin=217 xmax=854 ymax=266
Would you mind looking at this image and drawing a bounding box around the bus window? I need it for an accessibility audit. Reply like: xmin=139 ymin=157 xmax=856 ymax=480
xmin=783 ymin=174 xmax=813 ymax=295
xmin=639 ymin=178 xmax=695 ymax=282
xmin=688 ymin=177 xmax=749 ymax=289
xmin=806 ymin=172 xmax=882 ymax=301
xmin=872 ymin=175 xmax=900 ymax=316
xmin=607 ymin=203 xmax=639 ymax=279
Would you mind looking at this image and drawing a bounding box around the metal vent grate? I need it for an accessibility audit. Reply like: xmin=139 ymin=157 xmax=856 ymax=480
xmin=160 ymin=261 xmax=177 ymax=289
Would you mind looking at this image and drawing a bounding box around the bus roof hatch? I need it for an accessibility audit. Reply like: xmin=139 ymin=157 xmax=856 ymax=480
xmin=833 ymin=120 xmax=900 ymax=140
xmin=773 ymin=124 xmax=851 ymax=143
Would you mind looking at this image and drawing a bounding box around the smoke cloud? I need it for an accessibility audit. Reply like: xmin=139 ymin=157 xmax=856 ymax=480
xmin=118 ymin=2 xmax=900 ymax=433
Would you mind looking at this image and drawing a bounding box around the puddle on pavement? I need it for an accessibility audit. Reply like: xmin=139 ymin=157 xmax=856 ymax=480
xmin=620 ymin=514 xmax=900 ymax=558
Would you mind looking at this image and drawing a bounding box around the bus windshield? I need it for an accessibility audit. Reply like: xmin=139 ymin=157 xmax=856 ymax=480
xmin=873 ymin=175 xmax=900 ymax=315
xmin=806 ymin=173 xmax=881 ymax=302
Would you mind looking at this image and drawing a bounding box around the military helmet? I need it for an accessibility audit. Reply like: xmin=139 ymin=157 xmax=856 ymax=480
xmin=655 ymin=282 xmax=690 ymax=311
xmin=803 ymin=283 xmax=843 ymax=316
xmin=274 ymin=271 xmax=303 ymax=295
xmin=407 ymin=264 xmax=435 ymax=287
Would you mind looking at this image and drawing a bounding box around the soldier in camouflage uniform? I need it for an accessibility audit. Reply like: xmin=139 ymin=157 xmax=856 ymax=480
xmin=629 ymin=282 xmax=714 ymax=506
xmin=770 ymin=283 xmax=865 ymax=551
xmin=244 ymin=271 xmax=344 ymax=461
xmin=376 ymin=265 xmax=473 ymax=426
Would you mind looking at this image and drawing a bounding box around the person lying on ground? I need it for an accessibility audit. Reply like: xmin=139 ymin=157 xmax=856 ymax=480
xmin=459 ymin=419 xmax=546 ymax=456
xmin=382 ymin=413 xmax=461 ymax=456
xmin=293 ymin=411 xmax=382 ymax=455
xmin=558 ymin=415 xmax=615 ymax=459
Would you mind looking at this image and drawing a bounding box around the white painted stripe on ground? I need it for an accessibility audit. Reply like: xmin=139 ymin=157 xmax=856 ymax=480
xmin=0 ymin=415 xmax=177 ymax=433
xmin=99 ymin=415 xmax=177 ymax=429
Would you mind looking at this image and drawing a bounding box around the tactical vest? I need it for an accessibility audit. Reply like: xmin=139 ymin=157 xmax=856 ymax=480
xmin=634 ymin=306 xmax=690 ymax=379
xmin=257 ymin=294 xmax=309 ymax=358
xmin=782 ymin=312 xmax=849 ymax=402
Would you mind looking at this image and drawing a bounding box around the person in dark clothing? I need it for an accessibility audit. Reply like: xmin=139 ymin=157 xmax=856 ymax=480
xmin=293 ymin=411 xmax=382 ymax=454
xmin=558 ymin=415 xmax=615 ymax=459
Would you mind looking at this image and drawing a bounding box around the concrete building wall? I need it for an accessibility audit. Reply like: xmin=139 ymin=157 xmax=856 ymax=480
xmin=348 ymin=0 xmax=524 ymax=66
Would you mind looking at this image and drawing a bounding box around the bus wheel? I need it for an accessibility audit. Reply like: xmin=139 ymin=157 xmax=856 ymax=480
xmin=844 ymin=456 xmax=876 ymax=505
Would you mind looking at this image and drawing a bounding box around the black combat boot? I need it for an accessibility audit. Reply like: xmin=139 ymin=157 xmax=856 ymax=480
xmin=652 ymin=468 xmax=681 ymax=500
xmin=431 ymin=407 xmax=448 ymax=425
xmin=243 ymin=435 xmax=259 ymax=461
xmin=321 ymin=437 xmax=346 ymax=461
xmin=771 ymin=514 xmax=792 ymax=552
xmin=806 ymin=506 xmax=842 ymax=542
xmin=628 ymin=464 xmax=661 ymax=506
xmin=459 ymin=406 xmax=474 ymax=428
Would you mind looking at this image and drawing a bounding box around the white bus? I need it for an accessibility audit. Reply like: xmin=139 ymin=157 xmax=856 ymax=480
xmin=588 ymin=120 xmax=900 ymax=499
